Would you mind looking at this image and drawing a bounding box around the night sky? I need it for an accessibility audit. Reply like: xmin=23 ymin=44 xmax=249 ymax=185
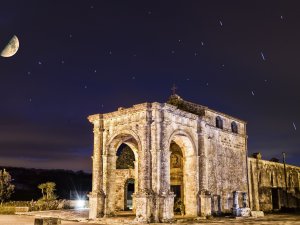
xmin=0 ymin=1 xmax=299 ymax=172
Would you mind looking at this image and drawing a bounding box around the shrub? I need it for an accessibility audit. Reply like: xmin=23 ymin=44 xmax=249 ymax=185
xmin=0 ymin=206 xmax=15 ymax=214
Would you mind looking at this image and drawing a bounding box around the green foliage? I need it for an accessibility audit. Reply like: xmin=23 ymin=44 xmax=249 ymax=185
xmin=116 ymin=146 xmax=135 ymax=169
xmin=0 ymin=206 xmax=15 ymax=214
xmin=38 ymin=182 xmax=57 ymax=201
xmin=35 ymin=199 xmax=60 ymax=211
xmin=0 ymin=169 xmax=15 ymax=205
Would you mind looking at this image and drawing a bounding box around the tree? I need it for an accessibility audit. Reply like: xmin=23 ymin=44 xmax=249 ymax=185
xmin=38 ymin=182 xmax=57 ymax=201
xmin=0 ymin=169 xmax=15 ymax=205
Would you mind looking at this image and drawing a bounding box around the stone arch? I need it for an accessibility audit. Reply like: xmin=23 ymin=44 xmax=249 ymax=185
xmin=104 ymin=130 xmax=141 ymax=215
xmin=167 ymin=129 xmax=197 ymax=157
xmin=106 ymin=129 xmax=141 ymax=158
xmin=167 ymin=129 xmax=198 ymax=217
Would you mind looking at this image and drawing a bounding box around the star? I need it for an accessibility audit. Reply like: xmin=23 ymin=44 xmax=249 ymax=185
xmin=84 ymin=85 xmax=88 ymax=89
xmin=29 ymin=98 xmax=32 ymax=102
xmin=109 ymin=51 xmax=112 ymax=55
xmin=260 ymin=52 xmax=266 ymax=61
xmin=293 ymin=122 xmax=297 ymax=131
xmin=251 ymin=91 xmax=255 ymax=96
xmin=94 ymin=69 xmax=97 ymax=73
xmin=132 ymin=76 xmax=135 ymax=80
xmin=27 ymin=71 xmax=31 ymax=75
xmin=69 ymin=34 xmax=73 ymax=38
xmin=38 ymin=61 xmax=42 ymax=65
xmin=61 ymin=60 xmax=64 ymax=64
xmin=171 ymin=50 xmax=175 ymax=54
xmin=201 ymin=41 xmax=204 ymax=46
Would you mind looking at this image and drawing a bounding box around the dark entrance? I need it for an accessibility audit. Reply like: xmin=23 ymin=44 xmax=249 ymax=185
xmin=171 ymin=185 xmax=182 ymax=213
xmin=272 ymin=188 xmax=280 ymax=210
xmin=125 ymin=179 xmax=135 ymax=210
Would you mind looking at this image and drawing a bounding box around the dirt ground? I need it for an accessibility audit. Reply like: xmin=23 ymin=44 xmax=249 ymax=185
xmin=0 ymin=211 xmax=300 ymax=225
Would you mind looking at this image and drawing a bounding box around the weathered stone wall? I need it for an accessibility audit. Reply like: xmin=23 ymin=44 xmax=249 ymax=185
xmin=114 ymin=169 xmax=135 ymax=211
xmin=248 ymin=157 xmax=300 ymax=211
xmin=88 ymin=97 xmax=249 ymax=221
xmin=203 ymin=109 xmax=248 ymax=214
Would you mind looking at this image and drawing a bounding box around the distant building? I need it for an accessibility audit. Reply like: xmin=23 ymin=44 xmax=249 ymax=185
xmin=87 ymin=95 xmax=300 ymax=222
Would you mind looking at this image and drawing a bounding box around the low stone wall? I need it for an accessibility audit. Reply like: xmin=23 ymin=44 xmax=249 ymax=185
xmin=15 ymin=207 xmax=29 ymax=212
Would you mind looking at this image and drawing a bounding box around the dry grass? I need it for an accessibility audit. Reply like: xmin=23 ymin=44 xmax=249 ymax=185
xmin=0 ymin=206 xmax=15 ymax=214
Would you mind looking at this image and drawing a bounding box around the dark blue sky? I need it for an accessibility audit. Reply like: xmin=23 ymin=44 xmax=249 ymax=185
xmin=0 ymin=1 xmax=299 ymax=171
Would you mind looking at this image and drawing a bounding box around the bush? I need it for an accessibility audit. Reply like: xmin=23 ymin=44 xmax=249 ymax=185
xmin=1 ymin=200 xmax=66 ymax=211
xmin=0 ymin=206 xmax=15 ymax=214
xmin=0 ymin=169 xmax=15 ymax=205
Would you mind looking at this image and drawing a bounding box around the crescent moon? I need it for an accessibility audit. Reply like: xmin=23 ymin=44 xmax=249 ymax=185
xmin=1 ymin=35 xmax=19 ymax=58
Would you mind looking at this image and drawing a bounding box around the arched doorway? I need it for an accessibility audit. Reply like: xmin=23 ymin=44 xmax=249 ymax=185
xmin=170 ymin=142 xmax=184 ymax=214
xmin=125 ymin=179 xmax=135 ymax=210
xmin=169 ymin=131 xmax=198 ymax=217
xmin=105 ymin=133 xmax=139 ymax=214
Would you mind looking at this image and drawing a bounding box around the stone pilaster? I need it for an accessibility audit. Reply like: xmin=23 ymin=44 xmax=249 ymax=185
xmin=88 ymin=190 xmax=105 ymax=219
xmin=104 ymin=154 xmax=117 ymax=216
xmin=159 ymin=149 xmax=174 ymax=222
xmin=134 ymin=120 xmax=155 ymax=222
xmin=159 ymin=190 xmax=175 ymax=222
xmin=197 ymin=121 xmax=208 ymax=191
xmin=88 ymin=115 xmax=105 ymax=219
xmin=198 ymin=190 xmax=211 ymax=217
xmin=133 ymin=190 xmax=155 ymax=223
xmin=251 ymin=160 xmax=260 ymax=211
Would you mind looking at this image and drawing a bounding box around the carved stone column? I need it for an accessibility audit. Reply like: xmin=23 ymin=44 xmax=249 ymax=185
xmin=197 ymin=122 xmax=208 ymax=191
xmin=134 ymin=121 xmax=154 ymax=223
xmin=88 ymin=115 xmax=106 ymax=219
xmin=159 ymin=149 xmax=175 ymax=222
xmin=104 ymin=154 xmax=117 ymax=216
xmin=132 ymin=161 xmax=138 ymax=213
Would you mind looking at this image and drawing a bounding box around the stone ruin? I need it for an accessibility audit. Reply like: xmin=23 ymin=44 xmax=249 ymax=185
xmin=87 ymin=95 xmax=300 ymax=222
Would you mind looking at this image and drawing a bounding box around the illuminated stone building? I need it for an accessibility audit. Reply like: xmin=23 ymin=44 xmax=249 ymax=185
xmin=87 ymin=95 xmax=300 ymax=222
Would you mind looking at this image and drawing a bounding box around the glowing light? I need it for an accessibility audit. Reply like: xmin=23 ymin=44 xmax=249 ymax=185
xmin=76 ymin=199 xmax=85 ymax=209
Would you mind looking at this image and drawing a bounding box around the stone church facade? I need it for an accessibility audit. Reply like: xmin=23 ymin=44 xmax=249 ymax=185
xmin=87 ymin=95 xmax=300 ymax=222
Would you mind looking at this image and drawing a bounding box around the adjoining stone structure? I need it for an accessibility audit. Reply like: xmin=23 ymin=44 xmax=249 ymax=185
xmin=248 ymin=154 xmax=300 ymax=211
xmin=88 ymin=95 xmax=248 ymax=222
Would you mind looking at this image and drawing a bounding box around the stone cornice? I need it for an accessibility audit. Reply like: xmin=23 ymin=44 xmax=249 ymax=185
xmin=88 ymin=114 xmax=103 ymax=123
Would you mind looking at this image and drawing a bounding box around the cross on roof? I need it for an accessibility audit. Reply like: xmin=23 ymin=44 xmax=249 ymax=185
xmin=171 ymin=84 xmax=177 ymax=95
